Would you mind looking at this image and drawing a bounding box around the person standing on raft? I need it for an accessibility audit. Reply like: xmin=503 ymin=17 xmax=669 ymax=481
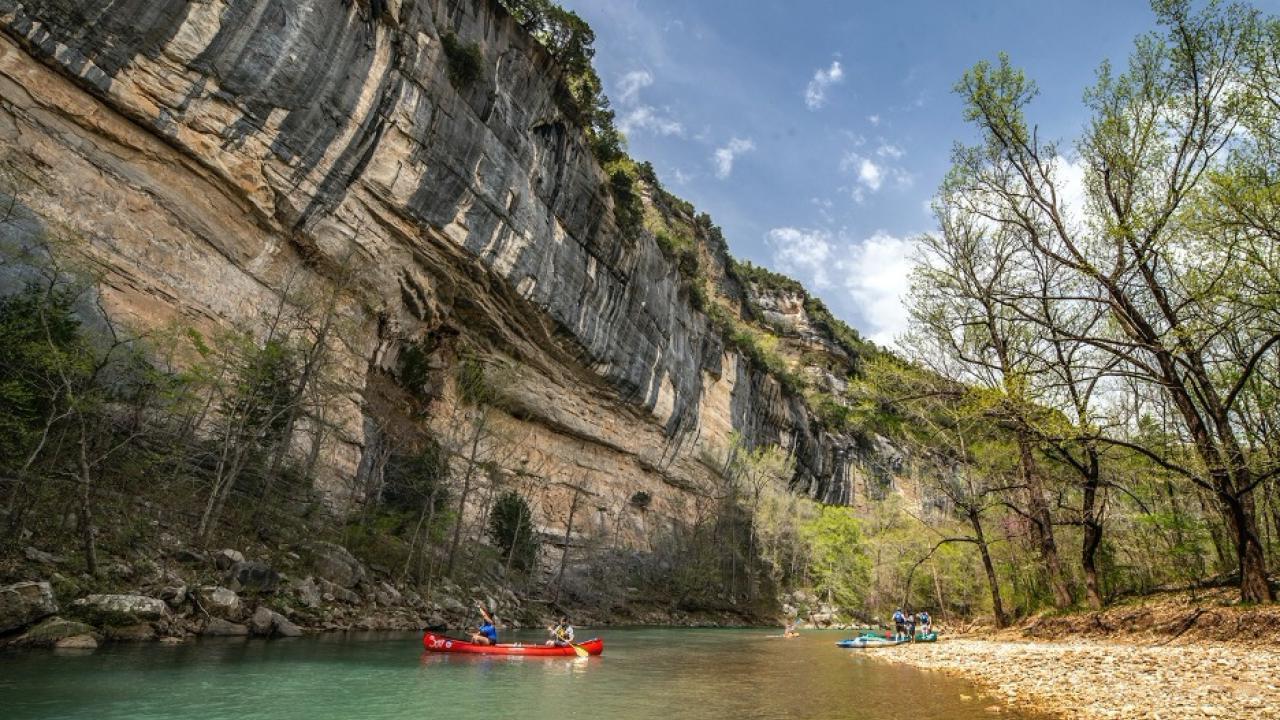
xmin=471 ymin=602 xmax=498 ymax=646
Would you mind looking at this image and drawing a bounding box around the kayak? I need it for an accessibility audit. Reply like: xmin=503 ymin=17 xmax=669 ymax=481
xmin=837 ymin=636 xmax=908 ymax=648
xmin=422 ymin=633 xmax=603 ymax=656
xmin=838 ymin=632 xmax=938 ymax=648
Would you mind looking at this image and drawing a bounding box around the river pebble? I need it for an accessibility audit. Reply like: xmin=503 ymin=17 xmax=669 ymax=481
xmin=874 ymin=639 xmax=1280 ymax=719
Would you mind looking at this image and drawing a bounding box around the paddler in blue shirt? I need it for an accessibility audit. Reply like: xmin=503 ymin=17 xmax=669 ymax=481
xmin=470 ymin=602 xmax=498 ymax=646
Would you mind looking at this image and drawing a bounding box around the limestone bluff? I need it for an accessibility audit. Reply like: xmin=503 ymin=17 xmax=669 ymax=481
xmin=0 ymin=0 xmax=896 ymax=546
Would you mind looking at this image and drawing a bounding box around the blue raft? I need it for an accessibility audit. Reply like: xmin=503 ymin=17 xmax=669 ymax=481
xmin=836 ymin=631 xmax=938 ymax=648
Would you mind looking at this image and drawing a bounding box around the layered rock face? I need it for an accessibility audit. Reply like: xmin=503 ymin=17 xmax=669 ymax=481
xmin=0 ymin=0 xmax=874 ymax=543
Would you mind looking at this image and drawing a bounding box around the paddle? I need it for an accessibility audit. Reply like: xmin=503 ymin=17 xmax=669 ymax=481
xmin=553 ymin=627 xmax=589 ymax=657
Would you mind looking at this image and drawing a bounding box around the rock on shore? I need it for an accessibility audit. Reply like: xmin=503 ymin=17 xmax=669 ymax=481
xmin=0 ymin=582 xmax=57 ymax=633
xmin=875 ymin=639 xmax=1280 ymax=719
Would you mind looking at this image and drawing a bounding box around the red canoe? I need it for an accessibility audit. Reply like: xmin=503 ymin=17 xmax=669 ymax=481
xmin=422 ymin=633 xmax=603 ymax=656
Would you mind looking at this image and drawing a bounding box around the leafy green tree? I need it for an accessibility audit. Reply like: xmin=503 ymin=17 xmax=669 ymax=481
xmin=940 ymin=0 xmax=1280 ymax=602
xmin=801 ymin=505 xmax=871 ymax=610
xmin=489 ymin=490 xmax=540 ymax=573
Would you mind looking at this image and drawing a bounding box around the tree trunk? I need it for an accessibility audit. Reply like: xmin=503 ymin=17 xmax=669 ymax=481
xmin=553 ymin=492 xmax=579 ymax=602
xmin=444 ymin=463 xmax=475 ymax=579
xmin=76 ymin=419 xmax=98 ymax=578
xmin=969 ymin=509 xmax=1008 ymax=628
xmin=1081 ymin=522 xmax=1104 ymax=609
xmin=1018 ymin=440 xmax=1073 ymax=608
xmin=445 ymin=412 xmax=487 ymax=578
xmin=1220 ymin=484 xmax=1274 ymax=603
xmin=1080 ymin=454 xmax=1104 ymax=609
xmin=931 ymin=561 xmax=949 ymax=623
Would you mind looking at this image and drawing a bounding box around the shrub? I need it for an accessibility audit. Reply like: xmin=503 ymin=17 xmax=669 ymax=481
xmin=810 ymin=391 xmax=858 ymax=432
xmin=441 ymin=33 xmax=485 ymax=89
xmin=397 ymin=340 xmax=432 ymax=398
xmin=489 ymin=491 xmax=540 ymax=572
xmin=606 ymin=163 xmax=643 ymax=238
xmin=629 ymin=490 xmax=652 ymax=510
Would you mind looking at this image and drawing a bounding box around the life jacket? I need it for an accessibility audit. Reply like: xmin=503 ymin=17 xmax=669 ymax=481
xmin=892 ymin=611 xmax=906 ymax=623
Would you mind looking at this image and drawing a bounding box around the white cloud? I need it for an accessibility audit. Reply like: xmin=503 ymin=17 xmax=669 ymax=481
xmin=840 ymin=147 xmax=913 ymax=200
xmin=618 ymin=106 xmax=684 ymax=136
xmin=804 ymin=60 xmax=845 ymax=110
xmin=1054 ymin=155 xmax=1088 ymax=226
xmin=764 ymin=227 xmax=921 ymax=348
xmin=614 ymin=69 xmax=684 ymax=137
xmin=713 ymin=137 xmax=755 ymax=179
xmin=767 ymin=227 xmax=835 ymax=288
xmin=876 ymin=142 xmax=904 ymax=159
xmin=617 ymin=70 xmax=653 ymax=105
xmin=839 ymin=232 xmax=918 ymax=347
xmin=867 ymin=114 xmax=881 ymax=126
xmin=858 ymin=158 xmax=883 ymax=191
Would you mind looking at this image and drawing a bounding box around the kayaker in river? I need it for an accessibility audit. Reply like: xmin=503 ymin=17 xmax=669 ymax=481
xmin=470 ymin=602 xmax=498 ymax=646
xmin=892 ymin=609 xmax=909 ymax=640
xmin=545 ymin=616 xmax=575 ymax=646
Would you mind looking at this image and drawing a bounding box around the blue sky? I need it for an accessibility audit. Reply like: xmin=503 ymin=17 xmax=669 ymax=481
xmin=556 ymin=0 xmax=1271 ymax=347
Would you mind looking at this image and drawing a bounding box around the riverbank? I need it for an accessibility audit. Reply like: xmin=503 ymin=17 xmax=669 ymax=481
xmin=876 ymin=639 xmax=1279 ymax=719
xmin=1 ymin=534 xmax=780 ymax=652
xmin=871 ymin=592 xmax=1280 ymax=719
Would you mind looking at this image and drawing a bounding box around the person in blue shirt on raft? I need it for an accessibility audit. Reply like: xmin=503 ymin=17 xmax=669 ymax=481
xmin=470 ymin=602 xmax=498 ymax=646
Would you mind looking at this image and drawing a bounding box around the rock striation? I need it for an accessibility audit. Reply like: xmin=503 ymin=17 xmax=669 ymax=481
xmin=0 ymin=0 xmax=892 ymax=545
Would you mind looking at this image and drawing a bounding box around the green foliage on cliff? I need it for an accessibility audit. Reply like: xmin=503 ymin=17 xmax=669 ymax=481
xmin=802 ymin=297 xmax=869 ymax=371
xmin=731 ymin=260 xmax=806 ymax=296
xmin=497 ymin=0 xmax=643 ymax=237
xmin=808 ymin=391 xmax=859 ymax=433
xmin=728 ymin=259 xmax=872 ymax=376
xmin=441 ymin=33 xmax=485 ymax=89
xmin=705 ymin=302 xmax=806 ymax=395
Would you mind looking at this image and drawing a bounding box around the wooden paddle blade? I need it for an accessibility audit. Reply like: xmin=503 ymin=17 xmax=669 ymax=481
xmin=571 ymin=643 xmax=589 ymax=657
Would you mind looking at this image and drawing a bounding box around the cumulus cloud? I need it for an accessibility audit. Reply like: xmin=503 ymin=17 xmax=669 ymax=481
xmin=767 ymin=227 xmax=835 ymax=288
xmin=617 ymin=70 xmax=653 ymax=104
xmin=618 ymin=106 xmax=685 ymax=136
xmin=840 ymin=145 xmax=912 ymax=202
xmin=765 ymin=227 xmax=920 ymax=348
xmin=804 ymin=60 xmax=844 ymax=110
xmin=614 ymin=69 xmax=684 ymax=137
xmin=713 ymin=137 xmax=755 ymax=179
xmin=858 ymin=158 xmax=883 ymax=191
xmin=841 ymin=232 xmax=917 ymax=347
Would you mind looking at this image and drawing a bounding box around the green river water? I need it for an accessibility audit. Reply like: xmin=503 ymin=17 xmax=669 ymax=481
xmin=1 ymin=628 xmax=1042 ymax=719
